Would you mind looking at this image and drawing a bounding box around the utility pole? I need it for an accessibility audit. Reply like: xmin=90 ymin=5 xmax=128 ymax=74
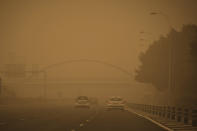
xmin=150 ymin=10 xmax=173 ymax=105
xmin=0 ymin=77 xmax=1 ymax=95
xmin=43 ymin=71 xmax=47 ymax=99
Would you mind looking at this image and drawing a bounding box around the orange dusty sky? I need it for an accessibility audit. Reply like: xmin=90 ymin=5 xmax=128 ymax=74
xmin=0 ymin=0 xmax=197 ymax=78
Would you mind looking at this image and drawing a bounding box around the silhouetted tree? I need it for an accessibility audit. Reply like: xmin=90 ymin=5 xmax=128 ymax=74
xmin=135 ymin=35 xmax=170 ymax=91
xmin=135 ymin=24 xmax=197 ymax=105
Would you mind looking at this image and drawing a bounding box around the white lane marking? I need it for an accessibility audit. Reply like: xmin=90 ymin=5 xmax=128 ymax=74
xmin=126 ymin=107 xmax=174 ymax=131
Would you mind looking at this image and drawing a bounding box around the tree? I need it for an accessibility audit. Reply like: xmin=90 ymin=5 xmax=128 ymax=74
xmin=135 ymin=25 xmax=197 ymax=105
xmin=135 ymin=33 xmax=173 ymax=91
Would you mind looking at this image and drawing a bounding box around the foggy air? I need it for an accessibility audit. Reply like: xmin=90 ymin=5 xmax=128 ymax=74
xmin=0 ymin=0 xmax=197 ymax=131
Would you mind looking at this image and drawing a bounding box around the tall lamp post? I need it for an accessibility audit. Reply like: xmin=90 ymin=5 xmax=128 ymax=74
xmin=150 ymin=10 xmax=174 ymax=105
xmin=42 ymin=70 xmax=47 ymax=99
xmin=0 ymin=77 xmax=1 ymax=95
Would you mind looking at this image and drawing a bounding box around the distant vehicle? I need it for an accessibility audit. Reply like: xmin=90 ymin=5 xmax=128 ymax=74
xmin=75 ymin=96 xmax=90 ymax=108
xmin=106 ymin=96 xmax=126 ymax=111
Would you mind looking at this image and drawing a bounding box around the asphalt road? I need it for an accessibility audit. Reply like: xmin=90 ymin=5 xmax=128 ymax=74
xmin=80 ymin=109 xmax=167 ymax=131
xmin=0 ymin=100 xmax=166 ymax=131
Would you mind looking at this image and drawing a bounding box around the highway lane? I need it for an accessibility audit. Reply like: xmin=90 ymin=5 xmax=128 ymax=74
xmin=0 ymin=101 xmax=166 ymax=131
xmin=80 ymin=107 xmax=167 ymax=131
xmin=0 ymin=101 xmax=97 ymax=131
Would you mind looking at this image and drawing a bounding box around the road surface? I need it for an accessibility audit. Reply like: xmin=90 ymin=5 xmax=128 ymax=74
xmin=0 ymin=100 xmax=166 ymax=131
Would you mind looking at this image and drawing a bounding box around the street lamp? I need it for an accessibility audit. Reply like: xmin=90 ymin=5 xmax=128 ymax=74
xmin=149 ymin=10 xmax=174 ymax=105
xmin=150 ymin=10 xmax=172 ymax=29
xmin=42 ymin=70 xmax=47 ymax=99
xmin=150 ymin=12 xmax=158 ymax=15
xmin=0 ymin=77 xmax=1 ymax=95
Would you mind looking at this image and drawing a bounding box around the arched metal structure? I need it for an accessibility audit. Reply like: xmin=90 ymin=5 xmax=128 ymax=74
xmin=28 ymin=59 xmax=132 ymax=98
xmin=42 ymin=59 xmax=132 ymax=77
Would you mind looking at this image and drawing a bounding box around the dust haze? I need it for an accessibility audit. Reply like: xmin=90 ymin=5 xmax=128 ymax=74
xmin=0 ymin=1 xmax=197 ymax=130
xmin=1 ymin=0 xmax=197 ymax=103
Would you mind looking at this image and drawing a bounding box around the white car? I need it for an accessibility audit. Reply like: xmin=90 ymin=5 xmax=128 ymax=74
xmin=75 ymin=96 xmax=90 ymax=108
xmin=106 ymin=97 xmax=126 ymax=110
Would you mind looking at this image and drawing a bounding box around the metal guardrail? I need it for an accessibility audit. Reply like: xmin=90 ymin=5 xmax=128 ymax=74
xmin=127 ymin=103 xmax=197 ymax=127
